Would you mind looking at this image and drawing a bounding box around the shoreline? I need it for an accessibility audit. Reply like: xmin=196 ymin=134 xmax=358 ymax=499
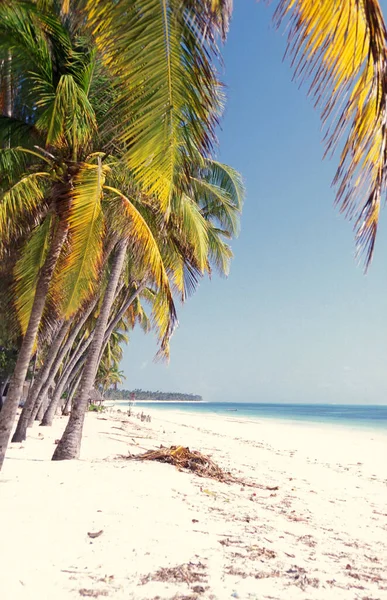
xmin=113 ymin=400 xmax=387 ymax=434
xmin=1 ymin=408 xmax=386 ymax=599
xmin=108 ymin=399 xmax=207 ymax=404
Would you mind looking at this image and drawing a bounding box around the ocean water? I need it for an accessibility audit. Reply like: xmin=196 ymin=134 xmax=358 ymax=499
xmin=118 ymin=401 xmax=387 ymax=430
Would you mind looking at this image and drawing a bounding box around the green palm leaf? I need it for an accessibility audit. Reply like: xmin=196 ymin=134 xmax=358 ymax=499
xmin=86 ymin=0 xmax=223 ymax=208
xmin=190 ymin=160 xmax=243 ymax=237
xmin=0 ymin=116 xmax=41 ymax=149
xmin=171 ymin=192 xmax=209 ymax=274
xmin=36 ymin=74 xmax=97 ymax=155
xmin=207 ymin=225 xmax=233 ymax=276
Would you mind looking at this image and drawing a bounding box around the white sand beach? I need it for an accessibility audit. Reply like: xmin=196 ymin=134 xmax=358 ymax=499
xmin=1 ymin=408 xmax=386 ymax=600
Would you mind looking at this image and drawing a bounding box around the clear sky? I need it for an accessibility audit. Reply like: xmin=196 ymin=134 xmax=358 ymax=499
xmin=121 ymin=2 xmax=387 ymax=405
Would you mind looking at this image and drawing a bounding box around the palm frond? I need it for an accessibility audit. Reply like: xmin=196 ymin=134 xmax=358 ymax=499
xmin=201 ymin=0 xmax=233 ymax=41
xmin=0 ymin=171 xmax=50 ymax=251
xmin=171 ymin=192 xmax=209 ymax=274
xmin=0 ymin=147 xmax=28 ymax=189
xmin=14 ymin=213 xmax=53 ymax=335
xmin=133 ymin=295 xmax=152 ymax=333
xmin=207 ymin=225 xmax=233 ymax=276
xmin=58 ymin=161 xmax=105 ymax=318
xmin=86 ymin=0 xmax=223 ymax=208
xmin=204 ymin=160 xmax=244 ymax=211
xmin=0 ymin=116 xmax=41 ymax=149
xmin=36 ymin=74 xmax=97 ymax=154
xmin=275 ymin=0 xmax=387 ymax=267
xmin=161 ymin=232 xmax=203 ymax=301
xmin=0 ymin=2 xmax=58 ymax=86
xmin=104 ymin=184 xmax=177 ymax=358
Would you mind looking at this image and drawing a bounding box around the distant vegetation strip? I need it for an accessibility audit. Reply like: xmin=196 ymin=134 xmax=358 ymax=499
xmin=105 ymin=389 xmax=202 ymax=402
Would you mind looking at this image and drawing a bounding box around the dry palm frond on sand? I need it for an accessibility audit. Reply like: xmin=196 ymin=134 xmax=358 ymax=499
xmin=125 ymin=445 xmax=264 ymax=488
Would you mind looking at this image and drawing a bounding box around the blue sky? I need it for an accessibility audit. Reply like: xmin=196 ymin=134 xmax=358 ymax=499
xmin=121 ymin=2 xmax=387 ymax=405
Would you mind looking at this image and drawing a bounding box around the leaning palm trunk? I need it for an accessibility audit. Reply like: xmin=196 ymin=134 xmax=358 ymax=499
xmin=0 ymin=376 xmax=9 ymax=412
xmin=11 ymin=320 xmax=69 ymax=442
xmin=26 ymin=299 xmax=98 ymax=428
xmin=61 ymin=370 xmax=82 ymax=417
xmin=60 ymin=333 xmax=91 ymax=385
xmin=45 ymin=331 xmax=91 ymax=412
xmin=97 ymin=282 xmax=146 ymax=364
xmin=4 ymin=49 xmax=12 ymax=148
xmin=43 ymin=288 xmax=132 ymax=427
xmin=53 ymin=240 xmax=128 ymax=460
xmin=0 ymin=220 xmax=68 ymax=471
xmin=39 ymin=392 xmax=57 ymax=427
xmin=41 ymin=352 xmax=85 ymax=426
xmin=28 ymin=382 xmax=52 ymax=425
xmin=41 ymin=357 xmax=84 ymax=426
xmin=62 ymin=372 xmax=82 ymax=416
xmin=41 ymin=288 xmax=132 ymax=428
xmin=35 ymin=393 xmax=50 ymax=422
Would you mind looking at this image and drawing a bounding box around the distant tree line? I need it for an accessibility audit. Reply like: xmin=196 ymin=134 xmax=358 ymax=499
xmin=105 ymin=388 xmax=203 ymax=402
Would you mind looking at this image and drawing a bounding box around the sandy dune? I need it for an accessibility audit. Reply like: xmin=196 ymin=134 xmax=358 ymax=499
xmin=1 ymin=408 xmax=386 ymax=600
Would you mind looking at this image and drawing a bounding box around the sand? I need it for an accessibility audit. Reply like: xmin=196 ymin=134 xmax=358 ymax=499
xmin=1 ymin=407 xmax=386 ymax=600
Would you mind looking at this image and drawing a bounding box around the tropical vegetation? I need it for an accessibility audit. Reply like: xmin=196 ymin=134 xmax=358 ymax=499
xmin=0 ymin=0 xmax=242 ymax=469
xmin=104 ymin=389 xmax=203 ymax=402
xmin=1 ymin=0 xmax=387 ymax=471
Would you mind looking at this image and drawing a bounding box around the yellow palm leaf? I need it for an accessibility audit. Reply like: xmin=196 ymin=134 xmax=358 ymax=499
xmin=14 ymin=213 xmax=53 ymax=335
xmin=275 ymin=0 xmax=387 ymax=267
xmin=104 ymin=184 xmax=177 ymax=358
xmin=58 ymin=161 xmax=106 ymax=318
xmin=0 ymin=172 xmax=50 ymax=252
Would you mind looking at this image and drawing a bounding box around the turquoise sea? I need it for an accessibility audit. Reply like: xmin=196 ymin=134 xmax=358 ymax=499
xmin=119 ymin=401 xmax=387 ymax=430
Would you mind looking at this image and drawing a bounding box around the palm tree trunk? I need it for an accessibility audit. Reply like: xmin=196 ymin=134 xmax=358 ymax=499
xmin=52 ymin=241 xmax=128 ymax=460
xmin=28 ymin=381 xmax=51 ymax=426
xmin=61 ymin=371 xmax=82 ymax=417
xmin=0 ymin=220 xmax=68 ymax=471
xmin=41 ymin=264 xmax=126 ymax=429
xmin=41 ymin=360 xmax=82 ymax=426
xmin=11 ymin=320 xmax=69 ymax=442
xmin=98 ymin=282 xmax=146 ymax=363
xmin=45 ymin=286 xmax=139 ymax=424
xmin=25 ymin=298 xmax=98 ymax=429
xmin=48 ymin=331 xmax=90 ymax=399
xmin=5 ymin=51 xmax=12 ymax=118
xmin=4 ymin=49 xmax=12 ymax=148
xmin=29 ymin=352 xmax=38 ymax=389
xmin=41 ymin=350 xmax=84 ymax=426
xmin=0 ymin=376 xmax=9 ymax=412
xmin=35 ymin=393 xmax=49 ymax=422
xmin=61 ymin=333 xmax=90 ymax=383
xmin=39 ymin=393 xmax=56 ymax=427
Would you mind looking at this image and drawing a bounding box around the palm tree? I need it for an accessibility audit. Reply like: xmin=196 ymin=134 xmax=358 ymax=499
xmin=52 ymin=239 xmax=159 ymax=459
xmin=50 ymin=154 xmax=243 ymax=459
xmin=97 ymin=345 xmax=127 ymax=396
xmin=0 ymin=4 xmax=98 ymax=468
xmin=278 ymin=0 xmax=387 ymax=267
xmin=0 ymin=0 xmax=224 ymax=470
xmin=86 ymin=0 xmax=387 ymax=266
xmin=2 ymin=0 xmax=387 ymax=468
